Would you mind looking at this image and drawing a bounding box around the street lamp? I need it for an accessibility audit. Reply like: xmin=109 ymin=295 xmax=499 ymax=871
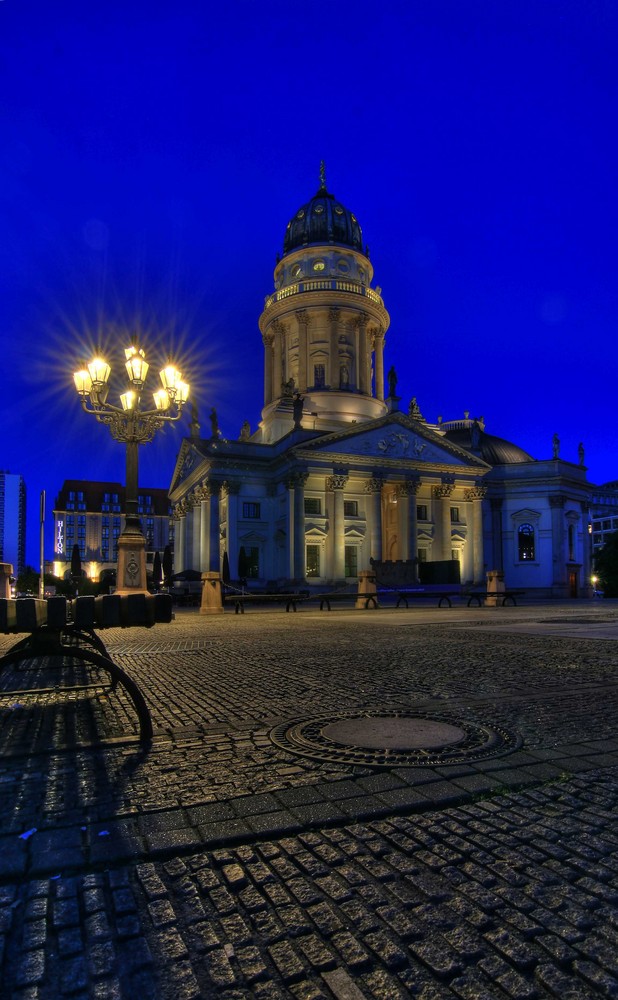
xmin=73 ymin=345 xmax=190 ymax=594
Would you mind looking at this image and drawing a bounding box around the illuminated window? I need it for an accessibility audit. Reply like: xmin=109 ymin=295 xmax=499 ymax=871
xmin=518 ymin=523 xmax=535 ymax=560
xmin=344 ymin=500 xmax=358 ymax=517
xmin=304 ymin=498 xmax=321 ymax=516
xmin=306 ymin=545 xmax=320 ymax=577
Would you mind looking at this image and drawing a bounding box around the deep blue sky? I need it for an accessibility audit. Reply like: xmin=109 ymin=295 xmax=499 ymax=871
xmin=2 ymin=0 xmax=616 ymax=567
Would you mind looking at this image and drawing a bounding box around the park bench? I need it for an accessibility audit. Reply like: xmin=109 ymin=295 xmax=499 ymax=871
xmin=463 ymin=590 xmax=526 ymax=607
xmin=0 ymin=593 xmax=173 ymax=743
xmin=224 ymin=591 xmax=303 ymax=613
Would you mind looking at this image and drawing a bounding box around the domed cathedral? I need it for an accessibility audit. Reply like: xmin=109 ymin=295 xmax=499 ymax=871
xmin=169 ymin=169 xmax=593 ymax=599
xmin=258 ymin=164 xmax=389 ymax=442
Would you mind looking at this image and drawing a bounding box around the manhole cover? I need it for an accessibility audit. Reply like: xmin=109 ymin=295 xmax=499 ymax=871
xmin=270 ymin=710 xmax=521 ymax=767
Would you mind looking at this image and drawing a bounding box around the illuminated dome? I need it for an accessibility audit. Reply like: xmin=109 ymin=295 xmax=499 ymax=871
xmin=283 ymin=165 xmax=364 ymax=256
xmin=441 ymin=420 xmax=533 ymax=465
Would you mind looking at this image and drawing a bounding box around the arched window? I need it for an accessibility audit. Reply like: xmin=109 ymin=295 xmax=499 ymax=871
xmin=518 ymin=523 xmax=535 ymax=561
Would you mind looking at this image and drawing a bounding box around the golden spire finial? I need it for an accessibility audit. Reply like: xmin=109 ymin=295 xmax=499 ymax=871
xmin=319 ymin=160 xmax=326 ymax=190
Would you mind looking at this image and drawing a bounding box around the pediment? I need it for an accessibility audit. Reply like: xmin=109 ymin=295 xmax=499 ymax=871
xmin=295 ymin=413 xmax=488 ymax=470
xmin=170 ymin=440 xmax=204 ymax=493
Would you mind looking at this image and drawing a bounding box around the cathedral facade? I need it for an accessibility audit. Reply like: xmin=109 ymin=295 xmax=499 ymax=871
xmin=169 ymin=174 xmax=592 ymax=598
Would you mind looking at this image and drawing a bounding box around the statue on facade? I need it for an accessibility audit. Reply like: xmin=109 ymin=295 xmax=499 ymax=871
xmin=552 ymin=433 xmax=560 ymax=459
xmin=578 ymin=441 xmax=585 ymax=466
xmin=408 ymin=397 xmax=422 ymax=419
xmin=239 ymin=420 xmax=251 ymax=441
xmin=210 ymin=407 xmax=220 ymax=439
xmin=387 ymin=365 xmax=398 ymax=398
xmin=292 ymin=392 xmax=304 ymax=429
xmin=282 ymin=377 xmax=295 ymax=398
xmin=340 ymin=364 xmax=349 ymax=388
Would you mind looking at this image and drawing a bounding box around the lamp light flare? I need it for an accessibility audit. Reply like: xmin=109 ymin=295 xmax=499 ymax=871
xmin=73 ymin=367 xmax=92 ymax=395
xmin=153 ymin=388 xmax=171 ymax=410
xmin=175 ymin=379 xmax=190 ymax=403
xmin=125 ymin=352 xmax=149 ymax=386
xmin=159 ymin=362 xmax=182 ymax=394
xmin=120 ymin=390 xmax=138 ymax=411
xmin=87 ymin=355 xmax=111 ymax=386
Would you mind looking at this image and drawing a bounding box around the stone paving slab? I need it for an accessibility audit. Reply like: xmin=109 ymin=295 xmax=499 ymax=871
xmin=1 ymin=603 xmax=618 ymax=996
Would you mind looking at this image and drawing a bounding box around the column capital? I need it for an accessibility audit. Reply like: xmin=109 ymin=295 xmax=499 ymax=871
xmin=204 ymin=479 xmax=223 ymax=498
xmin=173 ymin=501 xmax=188 ymax=519
xmin=364 ymin=476 xmax=383 ymax=494
xmin=295 ymin=309 xmax=310 ymax=326
xmin=327 ymin=473 xmax=349 ymax=491
xmin=328 ymin=307 xmax=341 ymax=323
xmin=286 ymin=472 xmax=309 ymax=490
xmin=464 ymin=486 xmax=487 ymax=501
xmin=271 ymin=319 xmax=286 ymax=335
xmin=261 ymin=331 xmax=274 ymax=347
xmin=397 ymin=478 xmax=420 ymax=498
xmin=433 ymin=484 xmax=454 ymax=499
xmin=224 ymin=481 xmax=241 ymax=496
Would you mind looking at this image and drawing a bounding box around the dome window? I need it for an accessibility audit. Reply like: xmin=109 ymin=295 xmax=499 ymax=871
xmin=337 ymin=260 xmax=349 ymax=273
xmin=313 ymin=260 xmax=326 ymax=272
xmin=296 ymin=210 xmax=305 ymax=219
xmin=334 ymin=205 xmax=344 ymax=215
xmin=314 ymin=204 xmax=324 ymax=214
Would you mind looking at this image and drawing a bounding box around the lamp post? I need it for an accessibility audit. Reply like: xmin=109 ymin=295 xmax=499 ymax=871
xmin=73 ymin=345 xmax=190 ymax=595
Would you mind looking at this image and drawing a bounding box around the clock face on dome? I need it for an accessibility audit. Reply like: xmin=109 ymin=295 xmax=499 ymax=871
xmin=291 ymin=264 xmax=302 ymax=277
xmin=313 ymin=260 xmax=326 ymax=272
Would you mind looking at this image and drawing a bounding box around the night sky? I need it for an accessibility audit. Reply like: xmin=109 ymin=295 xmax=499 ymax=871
xmin=2 ymin=1 xmax=616 ymax=567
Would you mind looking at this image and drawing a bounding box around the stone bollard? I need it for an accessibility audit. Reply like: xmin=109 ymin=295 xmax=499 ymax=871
xmin=356 ymin=568 xmax=377 ymax=609
xmin=0 ymin=563 xmax=13 ymax=600
xmin=200 ymin=571 xmax=224 ymax=614
xmin=485 ymin=569 xmax=505 ymax=607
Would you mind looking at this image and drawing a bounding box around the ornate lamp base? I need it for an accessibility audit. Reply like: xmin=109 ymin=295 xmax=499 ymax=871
xmin=116 ymin=527 xmax=148 ymax=596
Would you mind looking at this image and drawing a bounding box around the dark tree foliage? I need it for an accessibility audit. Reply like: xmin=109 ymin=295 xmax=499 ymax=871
xmin=594 ymin=530 xmax=618 ymax=597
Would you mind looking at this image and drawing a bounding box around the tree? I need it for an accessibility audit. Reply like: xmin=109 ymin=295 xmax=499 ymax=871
xmin=15 ymin=565 xmax=38 ymax=595
xmin=594 ymin=531 xmax=618 ymax=597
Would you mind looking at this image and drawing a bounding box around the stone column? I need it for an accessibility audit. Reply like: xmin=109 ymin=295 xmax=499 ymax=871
xmin=398 ymin=479 xmax=420 ymax=568
xmin=327 ymin=471 xmax=349 ymax=582
xmin=490 ymin=498 xmax=504 ymax=572
xmin=464 ymin=485 xmax=487 ymax=584
xmin=225 ymin=482 xmax=240 ymax=579
xmin=262 ymin=331 xmax=274 ymax=404
xmin=365 ymin=477 xmax=383 ymax=562
xmin=273 ymin=320 xmax=285 ymax=399
xmin=433 ymin=483 xmax=454 ymax=561
xmin=292 ymin=472 xmax=308 ymax=582
xmin=174 ymin=503 xmax=186 ymax=573
xmin=357 ymin=313 xmax=368 ymax=394
xmin=550 ymin=495 xmax=566 ymax=586
xmin=374 ymin=330 xmax=385 ymax=401
xmin=206 ymin=481 xmax=222 ymax=573
xmin=296 ymin=310 xmax=309 ymax=391
xmin=191 ymin=492 xmax=202 ymax=570
xmin=328 ymin=308 xmax=340 ymax=387
xmin=199 ymin=495 xmax=209 ymax=572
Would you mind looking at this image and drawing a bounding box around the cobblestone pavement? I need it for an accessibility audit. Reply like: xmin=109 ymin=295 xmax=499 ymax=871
xmin=1 ymin=602 xmax=618 ymax=998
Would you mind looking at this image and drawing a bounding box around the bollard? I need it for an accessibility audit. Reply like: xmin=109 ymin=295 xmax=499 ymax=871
xmin=356 ymin=569 xmax=377 ymax=609
xmin=200 ymin=572 xmax=224 ymax=614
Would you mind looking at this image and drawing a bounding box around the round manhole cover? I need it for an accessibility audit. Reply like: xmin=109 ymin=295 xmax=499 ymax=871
xmin=270 ymin=710 xmax=521 ymax=767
